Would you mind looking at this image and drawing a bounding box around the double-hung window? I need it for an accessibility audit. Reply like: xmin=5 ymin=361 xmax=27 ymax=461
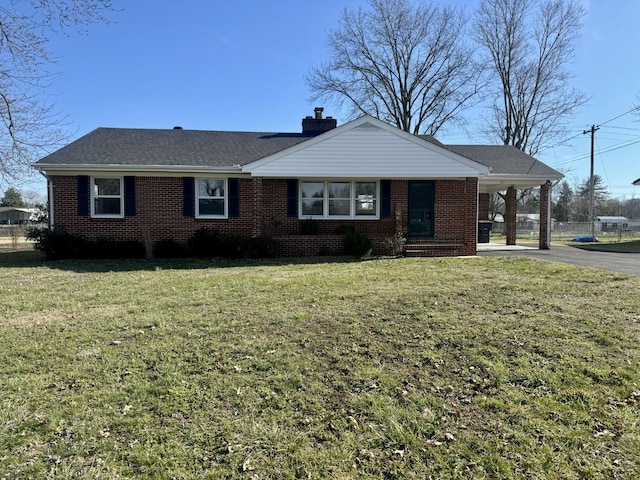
xmin=300 ymin=180 xmax=378 ymax=219
xmin=197 ymin=178 xmax=227 ymax=218
xmin=92 ymin=177 xmax=124 ymax=217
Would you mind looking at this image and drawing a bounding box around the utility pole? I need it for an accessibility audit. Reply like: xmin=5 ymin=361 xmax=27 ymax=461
xmin=583 ymin=125 xmax=599 ymax=240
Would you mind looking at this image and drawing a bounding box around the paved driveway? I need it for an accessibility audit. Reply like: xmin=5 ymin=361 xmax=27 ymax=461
xmin=477 ymin=244 xmax=640 ymax=276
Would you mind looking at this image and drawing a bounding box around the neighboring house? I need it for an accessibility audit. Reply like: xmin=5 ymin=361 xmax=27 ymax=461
xmin=634 ymin=178 xmax=640 ymax=186
xmin=0 ymin=207 xmax=38 ymax=225
xmin=33 ymin=109 xmax=563 ymax=257
xmin=594 ymin=216 xmax=628 ymax=232
xmin=516 ymin=213 xmax=557 ymax=232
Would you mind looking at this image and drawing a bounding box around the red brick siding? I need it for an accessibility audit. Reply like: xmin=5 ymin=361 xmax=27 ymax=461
xmin=478 ymin=193 xmax=490 ymax=220
xmin=51 ymin=176 xmax=257 ymax=244
xmin=50 ymin=175 xmax=478 ymax=256
xmin=539 ymin=181 xmax=551 ymax=249
xmin=505 ymin=186 xmax=517 ymax=245
xmin=432 ymin=178 xmax=477 ymax=256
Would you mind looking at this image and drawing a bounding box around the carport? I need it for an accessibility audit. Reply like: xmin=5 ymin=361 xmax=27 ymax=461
xmin=446 ymin=145 xmax=563 ymax=250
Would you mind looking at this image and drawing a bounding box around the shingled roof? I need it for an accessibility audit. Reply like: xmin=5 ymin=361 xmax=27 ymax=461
xmin=445 ymin=144 xmax=562 ymax=178
xmin=36 ymin=128 xmax=310 ymax=168
xmin=35 ymin=122 xmax=561 ymax=183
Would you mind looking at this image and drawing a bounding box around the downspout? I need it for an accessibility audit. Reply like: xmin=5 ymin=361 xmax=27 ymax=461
xmin=37 ymin=170 xmax=54 ymax=230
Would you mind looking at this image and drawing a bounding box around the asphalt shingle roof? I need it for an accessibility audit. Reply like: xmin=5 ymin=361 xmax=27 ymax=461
xmin=445 ymin=144 xmax=562 ymax=178
xmin=36 ymin=126 xmax=562 ymax=180
xmin=36 ymin=128 xmax=310 ymax=167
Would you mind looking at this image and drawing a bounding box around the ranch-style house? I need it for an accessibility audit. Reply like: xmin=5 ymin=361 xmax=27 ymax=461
xmin=34 ymin=108 xmax=562 ymax=257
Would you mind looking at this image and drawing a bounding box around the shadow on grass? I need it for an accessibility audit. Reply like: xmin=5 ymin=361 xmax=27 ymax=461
xmin=0 ymin=250 xmax=46 ymax=267
xmin=0 ymin=250 xmax=364 ymax=273
xmin=570 ymin=240 xmax=640 ymax=254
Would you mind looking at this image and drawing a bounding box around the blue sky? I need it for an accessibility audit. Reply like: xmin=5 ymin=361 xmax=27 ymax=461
xmin=20 ymin=0 xmax=640 ymax=200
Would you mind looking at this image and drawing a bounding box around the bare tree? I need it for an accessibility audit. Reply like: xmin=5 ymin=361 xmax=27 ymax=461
xmin=307 ymin=0 xmax=484 ymax=135
xmin=475 ymin=0 xmax=587 ymax=156
xmin=0 ymin=0 xmax=114 ymax=185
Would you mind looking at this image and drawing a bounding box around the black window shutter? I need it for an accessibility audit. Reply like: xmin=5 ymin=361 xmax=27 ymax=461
xmin=380 ymin=180 xmax=392 ymax=218
xmin=124 ymin=176 xmax=136 ymax=216
xmin=183 ymin=177 xmax=195 ymax=217
xmin=228 ymin=178 xmax=240 ymax=218
xmin=77 ymin=175 xmax=90 ymax=217
xmin=286 ymin=179 xmax=298 ymax=217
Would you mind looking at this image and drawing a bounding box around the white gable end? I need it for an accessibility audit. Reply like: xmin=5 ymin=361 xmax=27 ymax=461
xmin=244 ymin=117 xmax=489 ymax=178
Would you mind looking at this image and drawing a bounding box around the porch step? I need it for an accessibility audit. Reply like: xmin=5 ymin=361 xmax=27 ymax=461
xmin=404 ymin=242 xmax=463 ymax=257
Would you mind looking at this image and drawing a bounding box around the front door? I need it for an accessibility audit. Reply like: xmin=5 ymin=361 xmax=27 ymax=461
xmin=408 ymin=181 xmax=435 ymax=237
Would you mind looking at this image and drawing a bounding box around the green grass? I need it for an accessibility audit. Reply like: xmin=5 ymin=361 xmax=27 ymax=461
xmin=1 ymin=253 xmax=639 ymax=478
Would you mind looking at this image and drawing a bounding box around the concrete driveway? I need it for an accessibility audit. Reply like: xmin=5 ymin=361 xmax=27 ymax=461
xmin=477 ymin=244 xmax=640 ymax=276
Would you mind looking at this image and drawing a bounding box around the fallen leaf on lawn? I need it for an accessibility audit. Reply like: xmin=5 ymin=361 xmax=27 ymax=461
xmin=347 ymin=415 xmax=359 ymax=429
xmin=242 ymin=456 xmax=254 ymax=471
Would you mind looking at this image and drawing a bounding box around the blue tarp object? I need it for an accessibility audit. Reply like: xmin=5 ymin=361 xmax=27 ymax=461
xmin=571 ymin=236 xmax=599 ymax=242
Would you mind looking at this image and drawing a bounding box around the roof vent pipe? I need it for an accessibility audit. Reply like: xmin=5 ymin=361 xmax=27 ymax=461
xmin=173 ymin=126 xmax=183 ymax=130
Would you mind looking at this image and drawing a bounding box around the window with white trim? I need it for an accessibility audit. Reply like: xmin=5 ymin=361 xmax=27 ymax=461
xmin=300 ymin=180 xmax=378 ymax=219
xmin=196 ymin=178 xmax=227 ymax=218
xmin=92 ymin=177 xmax=123 ymax=217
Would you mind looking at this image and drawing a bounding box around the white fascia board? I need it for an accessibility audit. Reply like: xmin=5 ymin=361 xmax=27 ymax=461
xmin=479 ymin=173 xmax=564 ymax=192
xmin=33 ymin=163 xmax=245 ymax=176
xmin=242 ymin=115 xmax=490 ymax=177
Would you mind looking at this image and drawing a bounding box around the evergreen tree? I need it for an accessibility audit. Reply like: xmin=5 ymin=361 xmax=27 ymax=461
xmin=552 ymin=181 xmax=573 ymax=222
xmin=0 ymin=187 xmax=27 ymax=207
xmin=575 ymin=175 xmax=609 ymax=221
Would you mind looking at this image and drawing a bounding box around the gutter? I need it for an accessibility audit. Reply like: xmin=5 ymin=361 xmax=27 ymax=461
xmin=32 ymin=163 xmax=245 ymax=175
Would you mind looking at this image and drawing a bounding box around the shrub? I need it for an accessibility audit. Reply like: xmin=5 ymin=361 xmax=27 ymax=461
xmin=343 ymin=230 xmax=372 ymax=256
xmin=91 ymin=239 xmax=145 ymax=259
xmin=187 ymin=227 xmax=222 ymax=257
xmin=153 ymin=239 xmax=187 ymax=258
xmin=25 ymin=227 xmax=145 ymax=260
xmin=26 ymin=227 xmax=89 ymax=260
xmin=239 ymin=237 xmax=277 ymax=258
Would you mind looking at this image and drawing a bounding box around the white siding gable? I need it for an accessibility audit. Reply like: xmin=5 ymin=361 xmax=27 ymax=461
xmin=244 ymin=116 xmax=489 ymax=179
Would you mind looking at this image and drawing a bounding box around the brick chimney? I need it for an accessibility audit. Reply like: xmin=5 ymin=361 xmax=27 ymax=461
xmin=302 ymin=107 xmax=337 ymax=136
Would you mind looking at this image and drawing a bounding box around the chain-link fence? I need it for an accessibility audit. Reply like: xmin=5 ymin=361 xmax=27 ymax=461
xmin=490 ymin=221 xmax=640 ymax=242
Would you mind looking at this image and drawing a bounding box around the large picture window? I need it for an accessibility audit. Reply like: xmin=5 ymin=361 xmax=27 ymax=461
xmin=92 ymin=177 xmax=123 ymax=217
xmin=197 ymin=178 xmax=227 ymax=218
xmin=300 ymin=180 xmax=378 ymax=219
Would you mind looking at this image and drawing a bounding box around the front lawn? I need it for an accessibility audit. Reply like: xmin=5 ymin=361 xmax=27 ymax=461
xmin=1 ymin=255 xmax=639 ymax=478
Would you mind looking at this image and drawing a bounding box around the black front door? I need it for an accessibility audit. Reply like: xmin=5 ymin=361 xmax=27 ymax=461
xmin=408 ymin=181 xmax=435 ymax=237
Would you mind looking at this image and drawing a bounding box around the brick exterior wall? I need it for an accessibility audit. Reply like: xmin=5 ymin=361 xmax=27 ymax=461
xmin=478 ymin=193 xmax=490 ymax=220
xmin=505 ymin=186 xmax=517 ymax=245
xmin=539 ymin=181 xmax=551 ymax=250
xmin=50 ymin=175 xmax=478 ymax=257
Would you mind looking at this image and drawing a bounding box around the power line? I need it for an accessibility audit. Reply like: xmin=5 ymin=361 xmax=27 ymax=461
xmin=539 ymin=108 xmax=639 ymax=155
xmin=599 ymin=107 xmax=638 ymax=127
xmin=550 ymin=136 xmax=640 ymax=167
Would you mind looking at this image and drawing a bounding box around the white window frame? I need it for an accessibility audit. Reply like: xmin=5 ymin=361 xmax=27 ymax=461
xmin=91 ymin=176 xmax=124 ymax=218
xmin=196 ymin=177 xmax=228 ymax=219
xmin=299 ymin=180 xmax=379 ymax=220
